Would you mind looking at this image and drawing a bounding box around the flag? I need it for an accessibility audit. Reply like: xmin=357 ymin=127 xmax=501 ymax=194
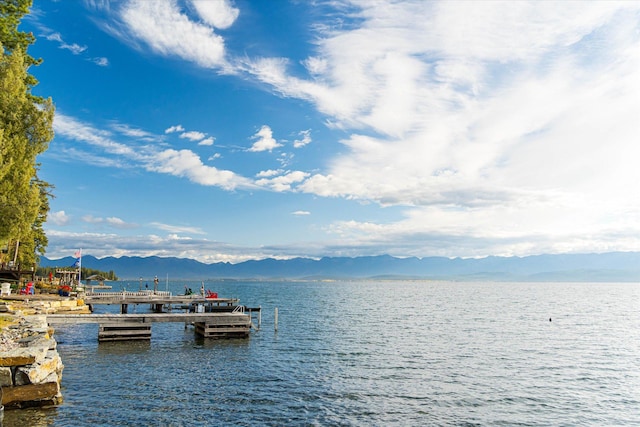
xmin=71 ymin=249 xmax=82 ymax=268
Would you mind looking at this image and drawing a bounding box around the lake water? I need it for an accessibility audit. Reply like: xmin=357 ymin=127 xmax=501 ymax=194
xmin=4 ymin=280 xmax=640 ymax=426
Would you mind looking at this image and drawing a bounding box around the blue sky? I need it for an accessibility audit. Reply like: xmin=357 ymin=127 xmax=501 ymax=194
xmin=20 ymin=0 xmax=640 ymax=263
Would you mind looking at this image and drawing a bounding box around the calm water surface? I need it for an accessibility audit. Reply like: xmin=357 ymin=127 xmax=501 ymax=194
xmin=4 ymin=281 xmax=640 ymax=426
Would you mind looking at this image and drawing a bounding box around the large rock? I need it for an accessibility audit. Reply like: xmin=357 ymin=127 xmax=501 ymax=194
xmin=14 ymin=351 xmax=63 ymax=385
xmin=0 ymin=338 xmax=52 ymax=367
xmin=1 ymin=381 xmax=62 ymax=407
xmin=0 ymin=313 xmax=65 ymax=409
xmin=0 ymin=349 xmax=36 ymax=367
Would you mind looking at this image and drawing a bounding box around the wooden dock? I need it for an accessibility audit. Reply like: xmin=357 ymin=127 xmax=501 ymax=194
xmin=49 ymin=291 xmax=260 ymax=341
xmin=47 ymin=311 xmax=255 ymax=341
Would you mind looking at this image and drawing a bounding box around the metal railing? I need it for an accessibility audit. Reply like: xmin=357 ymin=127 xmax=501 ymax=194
xmin=83 ymin=290 xmax=172 ymax=298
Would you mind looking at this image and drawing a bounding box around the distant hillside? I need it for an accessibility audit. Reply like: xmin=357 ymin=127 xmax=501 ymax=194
xmin=38 ymin=252 xmax=640 ymax=281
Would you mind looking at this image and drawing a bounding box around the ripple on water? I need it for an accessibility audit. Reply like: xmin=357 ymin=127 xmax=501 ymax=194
xmin=8 ymin=281 xmax=640 ymax=426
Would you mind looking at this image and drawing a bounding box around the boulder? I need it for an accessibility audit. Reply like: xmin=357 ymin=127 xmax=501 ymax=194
xmin=1 ymin=381 xmax=61 ymax=408
xmin=14 ymin=351 xmax=63 ymax=385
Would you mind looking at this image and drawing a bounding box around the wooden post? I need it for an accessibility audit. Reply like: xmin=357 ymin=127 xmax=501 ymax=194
xmin=274 ymin=307 xmax=278 ymax=332
xmin=258 ymin=305 xmax=262 ymax=329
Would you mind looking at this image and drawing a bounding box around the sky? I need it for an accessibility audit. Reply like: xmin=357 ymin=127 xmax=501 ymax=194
xmin=17 ymin=0 xmax=640 ymax=263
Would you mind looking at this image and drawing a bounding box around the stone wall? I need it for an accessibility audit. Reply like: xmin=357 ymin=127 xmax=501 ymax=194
xmin=0 ymin=315 xmax=63 ymax=408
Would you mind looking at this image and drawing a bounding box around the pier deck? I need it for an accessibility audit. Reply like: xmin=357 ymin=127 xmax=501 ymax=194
xmin=49 ymin=292 xmax=261 ymax=341
xmin=46 ymin=312 xmax=250 ymax=325
xmin=47 ymin=311 xmax=255 ymax=341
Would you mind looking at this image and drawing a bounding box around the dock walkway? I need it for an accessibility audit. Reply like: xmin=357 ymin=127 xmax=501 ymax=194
xmin=49 ymin=291 xmax=260 ymax=341
xmin=46 ymin=311 xmax=249 ymax=325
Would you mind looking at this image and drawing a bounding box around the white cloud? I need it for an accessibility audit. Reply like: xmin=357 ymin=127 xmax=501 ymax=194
xmin=303 ymin=57 xmax=327 ymax=75
xmin=45 ymin=32 xmax=87 ymax=54
xmin=256 ymin=1 xmax=640 ymax=256
xmin=82 ymin=215 xmax=103 ymax=224
xmin=80 ymin=215 xmax=137 ymax=229
xmin=48 ymin=211 xmax=71 ymax=226
xmin=42 ymin=229 xmax=277 ymax=264
xmin=293 ymin=129 xmax=312 ymax=148
xmin=248 ymin=125 xmax=282 ymax=152
xmin=118 ymin=0 xmax=229 ymax=70
xmin=278 ymin=152 xmax=294 ymax=168
xmin=92 ymin=57 xmax=109 ymax=66
xmin=111 ymin=122 xmax=154 ymax=139
xmin=150 ymin=148 xmax=255 ymax=190
xmin=165 ymin=124 xmax=185 ymax=134
xmin=150 ymin=222 xmax=206 ymax=235
xmin=62 ymin=42 xmax=87 ymax=55
xmin=256 ymin=169 xmax=282 ymax=178
xmin=191 ymin=0 xmax=239 ymax=29
xmin=45 ymin=33 xmax=63 ymax=43
xmin=106 ymin=217 xmax=138 ymax=229
xmin=44 ymin=1 xmax=640 ymax=259
xmin=180 ymin=131 xmax=206 ymax=141
xmin=54 ymin=112 xmax=256 ymax=191
xmin=198 ymin=137 xmax=215 ymax=146
xmin=292 ymin=211 xmax=310 ymax=216
xmin=54 ymin=113 xmax=139 ymax=159
xmin=255 ymin=170 xmax=309 ymax=192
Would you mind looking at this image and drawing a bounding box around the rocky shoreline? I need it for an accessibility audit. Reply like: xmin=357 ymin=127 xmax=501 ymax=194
xmin=0 ymin=296 xmax=90 ymax=410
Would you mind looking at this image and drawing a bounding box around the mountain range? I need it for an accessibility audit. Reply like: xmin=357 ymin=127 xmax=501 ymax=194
xmin=39 ymin=252 xmax=640 ymax=281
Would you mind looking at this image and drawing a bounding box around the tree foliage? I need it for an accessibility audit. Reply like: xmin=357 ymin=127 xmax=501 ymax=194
xmin=36 ymin=266 xmax=119 ymax=282
xmin=0 ymin=0 xmax=39 ymax=86
xmin=0 ymin=0 xmax=54 ymax=267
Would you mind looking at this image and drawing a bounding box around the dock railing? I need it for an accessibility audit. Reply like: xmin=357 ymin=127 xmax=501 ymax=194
xmin=83 ymin=290 xmax=173 ymax=298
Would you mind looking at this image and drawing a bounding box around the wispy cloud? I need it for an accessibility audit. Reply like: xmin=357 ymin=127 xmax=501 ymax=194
xmin=43 ymin=229 xmax=271 ymax=264
xmin=282 ymin=2 xmax=640 ymax=253
xmin=106 ymin=217 xmax=137 ymax=229
xmin=44 ymin=1 xmax=640 ymax=259
xmin=45 ymin=32 xmax=87 ymax=54
xmin=110 ymin=122 xmax=155 ymax=139
xmin=293 ymin=130 xmax=312 ymax=148
xmin=53 ymin=112 xmax=255 ymax=191
xmin=81 ymin=215 xmax=138 ymax=229
xmin=41 ymin=28 xmax=108 ymax=65
xmin=92 ymin=57 xmax=109 ymax=66
xmin=150 ymin=222 xmax=206 ymax=235
xmin=255 ymin=170 xmax=309 ymax=192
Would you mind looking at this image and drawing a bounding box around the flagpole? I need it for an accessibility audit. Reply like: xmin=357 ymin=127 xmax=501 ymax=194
xmin=78 ymin=248 xmax=82 ymax=288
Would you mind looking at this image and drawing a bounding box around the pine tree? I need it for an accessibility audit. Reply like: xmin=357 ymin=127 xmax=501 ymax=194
xmin=0 ymin=0 xmax=54 ymax=267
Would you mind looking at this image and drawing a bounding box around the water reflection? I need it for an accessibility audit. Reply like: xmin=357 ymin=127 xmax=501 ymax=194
xmin=2 ymin=406 xmax=58 ymax=427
